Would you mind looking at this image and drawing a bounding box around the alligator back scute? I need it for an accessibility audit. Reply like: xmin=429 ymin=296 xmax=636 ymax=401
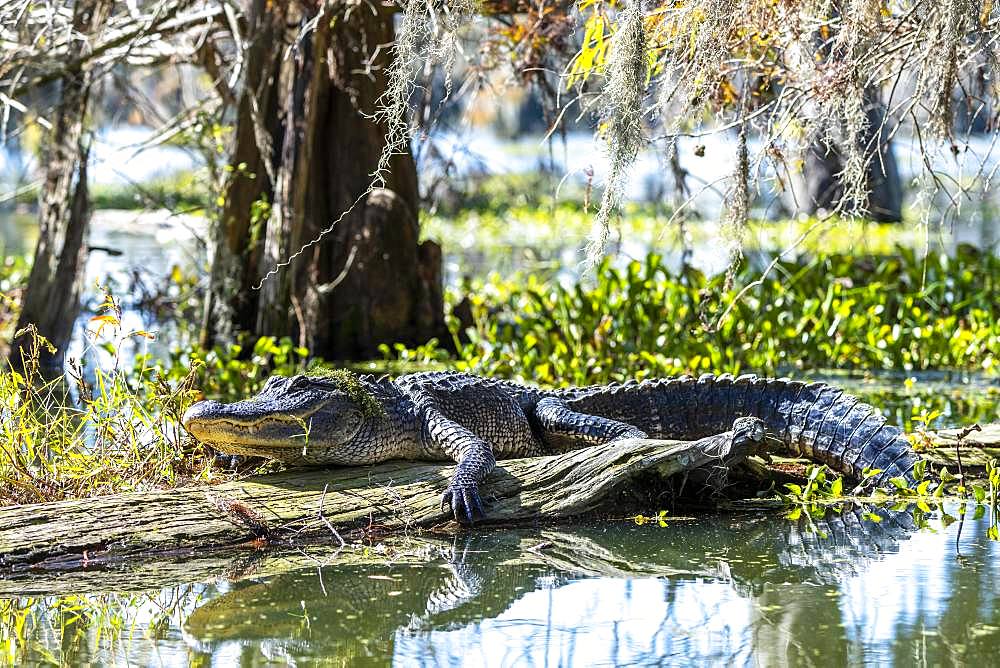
xmin=730 ymin=374 xmax=756 ymax=420
xmin=826 ymin=402 xmax=876 ymax=470
xmin=771 ymin=379 xmax=804 ymax=442
xmin=785 ymin=383 xmax=824 ymax=456
xmin=811 ymin=395 xmax=860 ymax=469
xmin=855 ymin=425 xmax=914 ymax=480
xmin=656 ymin=377 xmax=695 ymax=437
xmin=747 ymin=377 xmax=779 ymax=432
xmin=841 ymin=414 xmax=889 ymax=476
xmin=706 ymin=373 xmax=735 ymax=433
xmin=686 ymin=374 xmax=712 ymax=434
xmin=800 ymin=387 xmax=844 ymax=459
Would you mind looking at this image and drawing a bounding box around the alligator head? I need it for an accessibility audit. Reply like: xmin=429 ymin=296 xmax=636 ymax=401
xmin=182 ymin=373 xmax=385 ymax=463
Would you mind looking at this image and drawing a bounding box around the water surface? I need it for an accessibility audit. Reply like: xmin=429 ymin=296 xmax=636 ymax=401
xmin=5 ymin=504 xmax=1000 ymax=666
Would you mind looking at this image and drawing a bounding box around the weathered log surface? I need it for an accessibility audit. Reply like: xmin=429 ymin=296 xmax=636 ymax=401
xmin=0 ymin=428 xmax=754 ymax=577
xmin=883 ymin=422 xmax=1000 ymax=468
xmin=928 ymin=423 xmax=1000 ymax=447
xmin=923 ymin=423 xmax=1000 ymax=467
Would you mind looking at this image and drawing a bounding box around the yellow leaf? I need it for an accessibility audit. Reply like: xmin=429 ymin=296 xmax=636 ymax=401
xmin=89 ymin=314 xmax=120 ymax=338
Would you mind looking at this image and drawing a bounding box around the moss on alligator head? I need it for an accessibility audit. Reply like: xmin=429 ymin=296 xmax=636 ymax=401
xmin=306 ymin=368 xmax=386 ymax=418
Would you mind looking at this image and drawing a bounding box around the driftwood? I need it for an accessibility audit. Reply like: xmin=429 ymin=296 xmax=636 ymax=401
xmin=0 ymin=428 xmax=753 ymax=578
xmin=921 ymin=423 xmax=1000 ymax=468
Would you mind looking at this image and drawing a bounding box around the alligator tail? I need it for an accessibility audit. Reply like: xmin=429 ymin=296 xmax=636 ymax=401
xmin=679 ymin=374 xmax=917 ymax=485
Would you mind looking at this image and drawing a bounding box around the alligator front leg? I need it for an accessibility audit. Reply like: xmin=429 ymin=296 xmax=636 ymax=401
xmin=424 ymin=407 xmax=496 ymax=524
xmin=535 ymin=397 xmax=647 ymax=450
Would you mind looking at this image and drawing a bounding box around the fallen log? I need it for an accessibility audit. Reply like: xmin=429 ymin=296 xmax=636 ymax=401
xmin=928 ymin=423 xmax=1000 ymax=448
xmin=921 ymin=423 xmax=1000 ymax=468
xmin=0 ymin=421 xmax=762 ymax=577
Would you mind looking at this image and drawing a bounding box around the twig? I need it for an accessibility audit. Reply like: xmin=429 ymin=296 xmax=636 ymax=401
xmin=954 ymin=423 xmax=983 ymax=490
xmin=318 ymin=483 xmax=345 ymax=549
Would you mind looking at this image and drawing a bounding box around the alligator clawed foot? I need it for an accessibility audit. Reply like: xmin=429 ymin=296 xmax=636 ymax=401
xmin=731 ymin=416 xmax=767 ymax=444
xmin=442 ymin=484 xmax=487 ymax=525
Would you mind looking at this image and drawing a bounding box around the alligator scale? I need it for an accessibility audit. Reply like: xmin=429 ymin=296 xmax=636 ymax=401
xmin=182 ymin=372 xmax=918 ymax=523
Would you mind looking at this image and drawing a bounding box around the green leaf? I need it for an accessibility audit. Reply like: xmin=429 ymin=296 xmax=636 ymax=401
xmin=830 ymin=477 xmax=843 ymax=497
xmin=973 ymin=485 xmax=987 ymax=503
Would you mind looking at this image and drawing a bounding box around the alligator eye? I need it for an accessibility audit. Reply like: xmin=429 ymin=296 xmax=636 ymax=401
xmin=288 ymin=376 xmax=311 ymax=389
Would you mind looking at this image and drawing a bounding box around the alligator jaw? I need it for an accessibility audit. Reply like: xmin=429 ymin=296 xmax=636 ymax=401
xmin=182 ymin=404 xmax=317 ymax=449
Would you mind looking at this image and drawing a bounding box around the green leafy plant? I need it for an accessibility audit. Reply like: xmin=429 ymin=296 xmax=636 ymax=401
xmin=388 ymin=247 xmax=1000 ymax=384
xmin=781 ymin=465 xmax=844 ymax=504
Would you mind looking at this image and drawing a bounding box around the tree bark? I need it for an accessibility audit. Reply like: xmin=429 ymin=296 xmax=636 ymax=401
xmin=214 ymin=1 xmax=444 ymax=358
xmin=200 ymin=0 xmax=285 ymax=347
xmin=8 ymin=0 xmax=113 ymax=374
xmin=799 ymin=90 xmax=903 ymax=223
xmin=0 ymin=429 xmax=755 ymax=575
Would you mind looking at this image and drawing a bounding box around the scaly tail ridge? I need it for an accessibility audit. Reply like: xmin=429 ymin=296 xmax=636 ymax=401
xmin=703 ymin=375 xmax=916 ymax=485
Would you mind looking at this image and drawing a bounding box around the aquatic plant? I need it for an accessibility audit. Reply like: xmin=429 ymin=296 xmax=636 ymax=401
xmin=307 ymin=368 xmax=386 ymax=419
xmin=387 ymin=247 xmax=999 ymax=383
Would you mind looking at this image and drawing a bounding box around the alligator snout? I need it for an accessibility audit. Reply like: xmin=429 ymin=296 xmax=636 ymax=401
xmin=182 ymin=400 xmax=225 ymax=432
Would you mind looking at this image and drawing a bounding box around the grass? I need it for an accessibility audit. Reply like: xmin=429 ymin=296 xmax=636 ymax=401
xmin=0 ymin=330 xmax=324 ymax=506
xmin=0 ymin=323 xmax=216 ymax=506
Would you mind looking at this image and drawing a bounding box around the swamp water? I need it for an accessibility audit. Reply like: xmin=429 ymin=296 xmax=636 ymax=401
xmin=5 ymin=504 xmax=1000 ymax=666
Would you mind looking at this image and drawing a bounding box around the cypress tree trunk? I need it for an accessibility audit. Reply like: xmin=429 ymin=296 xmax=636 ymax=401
xmin=9 ymin=0 xmax=112 ymax=374
xmin=800 ymin=90 xmax=903 ymax=223
xmin=201 ymin=0 xmax=285 ymax=347
xmin=222 ymin=1 xmax=444 ymax=358
xmin=257 ymin=1 xmax=444 ymax=358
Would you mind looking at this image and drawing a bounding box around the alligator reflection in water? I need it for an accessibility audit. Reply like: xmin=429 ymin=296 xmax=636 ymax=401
xmin=181 ymin=504 xmax=1000 ymax=666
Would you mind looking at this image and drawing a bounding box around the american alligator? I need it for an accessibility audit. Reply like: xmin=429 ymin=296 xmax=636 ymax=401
xmin=181 ymin=371 xmax=918 ymax=523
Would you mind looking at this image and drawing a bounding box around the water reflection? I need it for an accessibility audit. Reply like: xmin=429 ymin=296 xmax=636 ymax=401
xmin=168 ymin=505 xmax=1000 ymax=666
xmin=9 ymin=505 xmax=1000 ymax=665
